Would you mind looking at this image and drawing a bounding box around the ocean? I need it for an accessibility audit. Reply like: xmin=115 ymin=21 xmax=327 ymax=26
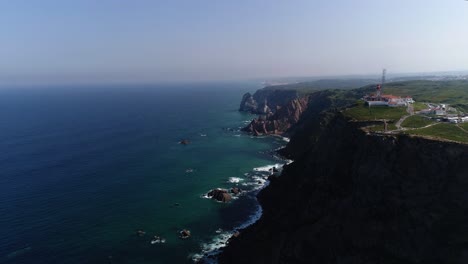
xmin=0 ymin=83 xmax=288 ymax=264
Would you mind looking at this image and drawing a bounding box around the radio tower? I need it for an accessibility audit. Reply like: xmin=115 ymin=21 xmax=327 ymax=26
xmin=376 ymin=69 xmax=386 ymax=100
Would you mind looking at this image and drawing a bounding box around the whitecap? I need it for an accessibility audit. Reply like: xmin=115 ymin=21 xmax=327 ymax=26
xmin=253 ymin=163 xmax=283 ymax=172
xmin=191 ymin=231 xmax=238 ymax=263
xmin=192 ymin=160 xmax=290 ymax=262
xmin=190 ymin=202 xmax=266 ymax=263
xmin=228 ymin=177 xmax=244 ymax=183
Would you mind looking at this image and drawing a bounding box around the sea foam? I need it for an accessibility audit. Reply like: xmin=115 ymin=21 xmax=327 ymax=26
xmin=228 ymin=177 xmax=244 ymax=183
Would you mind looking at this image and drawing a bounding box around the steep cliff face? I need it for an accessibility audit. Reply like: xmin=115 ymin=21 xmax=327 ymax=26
xmin=239 ymin=89 xmax=299 ymax=115
xmin=241 ymin=90 xmax=342 ymax=136
xmin=242 ymin=96 xmax=309 ymax=135
xmin=220 ymin=113 xmax=468 ymax=264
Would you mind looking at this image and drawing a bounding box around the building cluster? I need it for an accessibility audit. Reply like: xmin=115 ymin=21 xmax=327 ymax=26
xmin=445 ymin=116 xmax=468 ymax=124
xmin=419 ymin=104 xmax=453 ymax=116
xmin=364 ymin=94 xmax=414 ymax=107
xmin=419 ymin=104 xmax=468 ymax=123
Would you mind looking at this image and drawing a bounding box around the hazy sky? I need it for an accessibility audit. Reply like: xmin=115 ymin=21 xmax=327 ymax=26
xmin=1 ymin=0 xmax=467 ymax=83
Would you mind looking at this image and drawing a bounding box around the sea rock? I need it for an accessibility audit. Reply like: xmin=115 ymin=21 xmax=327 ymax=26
xmin=179 ymin=229 xmax=191 ymax=239
xmin=179 ymin=139 xmax=190 ymax=145
xmin=227 ymin=231 xmax=241 ymax=245
xmin=207 ymin=189 xmax=232 ymax=203
xmin=230 ymin=187 xmax=242 ymax=195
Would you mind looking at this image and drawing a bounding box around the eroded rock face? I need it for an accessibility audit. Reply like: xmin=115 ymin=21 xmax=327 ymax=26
xmin=220 ymin=113 xmax=468 ymax=264
xmin=239 ymin=89 xmax=298 ymax=115
xmin=239 ymin=93 xmax=258 ymax=113
xmin=242 ymin=96 xmax=310 ymax=135
xmin=207 ymin=189 xmax=232 ymax=203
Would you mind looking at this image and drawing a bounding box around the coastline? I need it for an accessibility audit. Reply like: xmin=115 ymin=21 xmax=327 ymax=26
xmin=192 ymin=135 xmax=292 ymax=263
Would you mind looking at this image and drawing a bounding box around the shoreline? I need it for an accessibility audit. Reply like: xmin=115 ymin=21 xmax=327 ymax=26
xmin=192 ymin=136 xmax=292 ymax=263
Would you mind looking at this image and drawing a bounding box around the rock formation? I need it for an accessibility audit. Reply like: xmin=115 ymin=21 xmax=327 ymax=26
xmin=179 ymin=139 xmax=190 ymax=145
xmin=230 ymin=187 xmax=242 ymax=195
xmin=242 ymin=96 xmax=310 ymax=135
xmin=239 ymin=88 xmax=299 ymax=115
xmin=219 ymin=112 xmax=468 ymax=264
xmin=207 ymin=189 xmax=232 ymax=203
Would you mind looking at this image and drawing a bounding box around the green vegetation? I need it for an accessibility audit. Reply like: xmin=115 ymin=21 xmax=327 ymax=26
xmin=344 ymin=101 xmax=407 ymax=121
xmin=367 ymin=122 xmax=397 ymax=132
xmin=413 ymin=102 xmax=428 ymax=111
xmin=264 ymin=78 xmax=377 ymax=94
xmin=380 ymin=80 xmax=468 ymax=107
xmin=269 ymin=79 xmax=468 ymax=144
xmin=460 ymin=123 xmax=468 ymax=131
xmin=401 ymin=115 xmax=434 ymax=128
xmin=406 ymin=123 xmax=468 ymax=143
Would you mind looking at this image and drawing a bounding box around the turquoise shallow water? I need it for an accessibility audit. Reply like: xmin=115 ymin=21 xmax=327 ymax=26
xmin=0 ymin=83 xmax=287 ymax=264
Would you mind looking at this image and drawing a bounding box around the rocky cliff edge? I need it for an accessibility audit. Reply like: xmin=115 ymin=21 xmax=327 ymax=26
xmin=219 ymin=111 xmax=468 ymax=264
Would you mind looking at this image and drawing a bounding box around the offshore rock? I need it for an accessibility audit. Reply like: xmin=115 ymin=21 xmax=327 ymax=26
xmin=179 ymin=139 xmax=190 ymax=145
xmin=230 ymin=187 xmax=242 ymax=195
xmin=207 ymin=189 xmax=232 ymax=203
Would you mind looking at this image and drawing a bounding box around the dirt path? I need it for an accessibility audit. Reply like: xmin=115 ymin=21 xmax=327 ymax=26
xmin=456 ymin=124 xmax=468 ymax=134
xmin=395 ymin=104 xmax=415 ymax=130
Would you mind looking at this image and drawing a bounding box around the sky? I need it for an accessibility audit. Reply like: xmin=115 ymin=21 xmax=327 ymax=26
xmin=0 ymin=0 xmax=467 ymax=84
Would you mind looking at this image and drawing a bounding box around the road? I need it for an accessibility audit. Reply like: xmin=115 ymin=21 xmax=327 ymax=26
xmin=395 ymin=103 xmax=414 ymax=130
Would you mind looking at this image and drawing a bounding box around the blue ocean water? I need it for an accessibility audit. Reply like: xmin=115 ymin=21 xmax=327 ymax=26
xmin=0 ymin=83 xmax=288 ymax=264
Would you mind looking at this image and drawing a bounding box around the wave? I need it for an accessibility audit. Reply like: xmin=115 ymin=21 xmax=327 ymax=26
xmin=228 ymin=177 xmax=244 ymax=183
xmin=191 ymin=201 xmax=266 ymax=263
xmin=253 ymin=163 xmax=283 ymax=172
xmin=192 ymin=161 xmax=283 ymax=262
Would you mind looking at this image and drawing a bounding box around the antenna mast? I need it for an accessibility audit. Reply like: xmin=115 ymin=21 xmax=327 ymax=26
xmin=376 ymin=69 xmax=386 ymax=101
xmin=381 ymin=69 xmax=387 ymax=92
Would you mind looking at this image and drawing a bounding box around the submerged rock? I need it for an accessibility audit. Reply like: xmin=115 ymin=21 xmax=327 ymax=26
xmin=179 ymin=139 xmax=190 ymax=145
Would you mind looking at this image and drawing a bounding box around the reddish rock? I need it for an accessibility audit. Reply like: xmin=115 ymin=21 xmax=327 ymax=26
xmin=242 ymin=96 xmax=310 ymax=135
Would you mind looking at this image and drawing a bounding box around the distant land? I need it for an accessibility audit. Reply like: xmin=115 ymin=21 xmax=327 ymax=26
xmin=260 ymin=70 xmax=468 ymax=86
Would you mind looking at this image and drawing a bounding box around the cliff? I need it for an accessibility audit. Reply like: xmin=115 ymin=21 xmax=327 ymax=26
xmin=240 ymin=89 xmax=357 ymax=136
xmin=242 ymin=96 xmax=309 ymax=135
xmin=239 ymin=89 xmax=299 ymax=115
xmin=219 ymin=112 xmax=468 ymax=264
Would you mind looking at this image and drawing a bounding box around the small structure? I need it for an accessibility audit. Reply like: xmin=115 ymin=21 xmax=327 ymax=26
xmin=363 ymin=69 xmax=413 ymax=107
xmin=364 ymin=94 xmax=412 ymax=107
